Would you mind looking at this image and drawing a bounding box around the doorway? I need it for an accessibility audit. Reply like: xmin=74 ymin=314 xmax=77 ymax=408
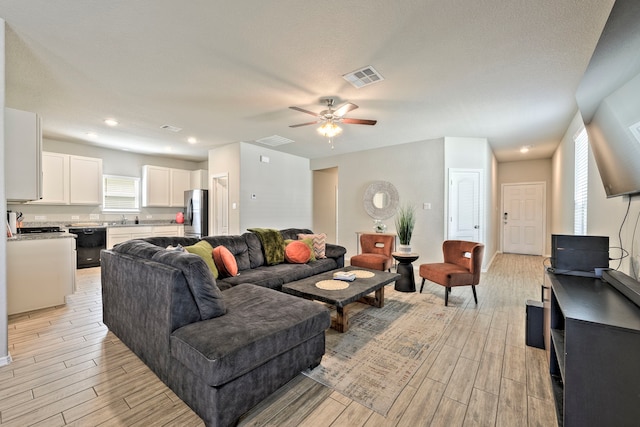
xmin=448 ymin=169 xmax=482 ymax=242
xmin=312 ymin=167 xmax=338 ymax=243
xmin=211 ymin=174 xmax=229 ymax=236
xmin=501 ymin=182 xmax=545 ymax=255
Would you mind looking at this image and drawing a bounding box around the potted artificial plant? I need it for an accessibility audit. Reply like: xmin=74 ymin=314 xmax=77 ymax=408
xmin=395 ymin=204 xmax=416 ymax=253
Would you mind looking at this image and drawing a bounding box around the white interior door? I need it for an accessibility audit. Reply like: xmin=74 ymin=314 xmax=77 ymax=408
xmin=212 ymin=174 xmax=229 ymax=236
xmin=448 ymin=169 xmax=481 ymax=242
xmin=502 ymin=182 xmax=545 ymax=255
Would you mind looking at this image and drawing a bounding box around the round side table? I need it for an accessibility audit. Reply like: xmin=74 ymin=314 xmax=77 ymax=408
xmin=392 ymin=252 xmax=419 ymax=292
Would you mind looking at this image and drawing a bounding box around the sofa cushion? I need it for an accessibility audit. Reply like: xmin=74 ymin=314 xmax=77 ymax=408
xmin=213 ymin=245 xmax=238 ymax=277
xmin=216 ymin=268 xmax=284 ymax=290
xmin=244 ymin=232 xmax=265 ymax=268
xmin=184 ymin=240 xmax=218 ymax=279
xmin=248 ymin=228 xmax=285 ymax=265
xmin=284 ymin=240 xmax=312 ymax=264
xmin=112 ymin=239 xmax=165 ymax=259
xmin=170 ymin=284 xmax=330 ymax=387
xmin=298 ymin=233 xmax=327 ymax=259
xmin=151 ymin=250 xmax=226 ymax=320
xmin=202 ymin=235 xmax=251 ymax=271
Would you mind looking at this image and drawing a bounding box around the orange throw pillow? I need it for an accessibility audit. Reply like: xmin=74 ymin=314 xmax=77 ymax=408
xmin=212 ymin=245 xmax=238 ymax=277
xmin=284 ymin=240 xmax=312 ymax=264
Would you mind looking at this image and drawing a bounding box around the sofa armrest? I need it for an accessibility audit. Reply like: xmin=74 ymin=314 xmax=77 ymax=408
xmin=325 ymin=243 xmax=346 ymax=259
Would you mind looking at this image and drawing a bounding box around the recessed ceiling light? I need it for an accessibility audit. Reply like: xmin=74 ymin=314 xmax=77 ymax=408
xmin=104 ymin=118 xmax=119 ymax=126
xmin=187 ymin=137 xmax=197 ymax=144
xmin=86 ymin=132 xmax=98 ymax=138
xmin=520 ymin=145 xmax=531 ymax=153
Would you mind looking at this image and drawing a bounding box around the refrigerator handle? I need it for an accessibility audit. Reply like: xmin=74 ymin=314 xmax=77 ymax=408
xmin=188 ymin=199 xmax=194 ymax=225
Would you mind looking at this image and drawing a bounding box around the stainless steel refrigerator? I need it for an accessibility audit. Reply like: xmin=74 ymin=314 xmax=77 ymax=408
xmin=184 ymin=189 xmax=208 ymax=238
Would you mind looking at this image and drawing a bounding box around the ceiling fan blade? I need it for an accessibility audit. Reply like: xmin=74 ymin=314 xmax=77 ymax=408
xmin=289 ymin=120 xmax=321 ymax=128
xmin=289 ymin=106 xmax=320 ymax=117
xmin=341 ymin=118 xmax=377 ymax=125
xmin=333 ymin=102 xmax=358 ymax=117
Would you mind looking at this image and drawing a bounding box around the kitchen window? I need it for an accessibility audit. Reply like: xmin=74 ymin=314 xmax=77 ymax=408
xmin=103 ymin=175 xmax=140 ymax=212
xmin=574 ymin=127 xmax=588 ymax=235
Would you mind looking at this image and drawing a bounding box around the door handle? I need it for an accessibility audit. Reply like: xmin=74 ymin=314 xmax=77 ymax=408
xmin=503 ymin=212 xmax=508 ymax=224
xmin=474 ymin=225 xmax=479 ymax=229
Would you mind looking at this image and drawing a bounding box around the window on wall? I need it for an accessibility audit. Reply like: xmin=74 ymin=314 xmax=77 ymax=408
xmin=574 ymin=127 xmax=589 ymax=235
xmin=103 ymin=175 xmax=140 ymax=212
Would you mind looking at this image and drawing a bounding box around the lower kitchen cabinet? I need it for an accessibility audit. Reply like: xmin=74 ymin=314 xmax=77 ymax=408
xmin=7 ymin=236 xmax=76 ymax=315
xmin=107 ymin=225 xmax=184 ymax=249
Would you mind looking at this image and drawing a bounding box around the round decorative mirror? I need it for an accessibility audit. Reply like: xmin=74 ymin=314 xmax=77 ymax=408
xmin=363 ymin=181 xmax=399 ymax=220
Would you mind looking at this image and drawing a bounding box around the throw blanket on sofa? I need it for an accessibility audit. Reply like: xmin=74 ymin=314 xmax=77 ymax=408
xmin=248 ymin=228 xmax=285 ymax=265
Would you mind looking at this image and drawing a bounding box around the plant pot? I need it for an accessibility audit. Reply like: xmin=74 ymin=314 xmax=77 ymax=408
xmin=398 ymin=244 xmax=412 ymax=254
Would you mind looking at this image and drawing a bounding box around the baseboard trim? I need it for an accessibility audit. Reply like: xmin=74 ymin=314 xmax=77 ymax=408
xmin=0 ymin=353 xmax=13 ymax=367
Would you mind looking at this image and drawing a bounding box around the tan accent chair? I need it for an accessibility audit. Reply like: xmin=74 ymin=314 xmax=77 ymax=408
xmin=419 ymin=240 xmax=484 ymax=306
xmin=350 ymin=234 xmax=395 ymax=272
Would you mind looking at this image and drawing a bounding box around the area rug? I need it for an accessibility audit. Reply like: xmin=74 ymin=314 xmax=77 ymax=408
xmin=303 ymin=289 xmax=457 ymax=415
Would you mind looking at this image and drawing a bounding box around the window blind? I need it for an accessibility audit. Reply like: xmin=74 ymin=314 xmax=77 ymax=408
xmin=574 ymin=127 xmax=589 ymax=235
xmin=103 ymin=175 xmax=140 ymax=212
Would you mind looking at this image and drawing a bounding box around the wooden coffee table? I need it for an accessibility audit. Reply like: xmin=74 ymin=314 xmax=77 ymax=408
xmin=282 ymin=266 xmax=400 ymax=332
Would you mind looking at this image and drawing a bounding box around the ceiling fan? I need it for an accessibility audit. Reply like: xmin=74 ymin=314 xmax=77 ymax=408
xmin=289 ymin=98 xmax=377 ymax=137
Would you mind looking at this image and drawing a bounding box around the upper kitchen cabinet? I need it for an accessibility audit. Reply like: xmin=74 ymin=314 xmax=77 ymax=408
xmin=142 ymin=165 xmax=170 ymax=207
xmin=31 ymin=152 xmax=102 ymax=205
xmin=5 ymin=108 xmax=43 ymax=202
xmin=190 ymin=169 xmax=208 ymax=190
xmin=170 ymin=168 xmax=190 ymax=207
xmin=142 ymin=165 xmax=190 ymax=207
xmin=69 ymin=155 xmax=103 ymax=204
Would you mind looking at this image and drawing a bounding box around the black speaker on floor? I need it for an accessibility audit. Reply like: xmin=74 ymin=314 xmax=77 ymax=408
xmin=525 ymin=299 xmax=544 ymax=349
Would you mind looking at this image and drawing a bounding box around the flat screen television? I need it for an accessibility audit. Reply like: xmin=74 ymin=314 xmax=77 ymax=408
xmin=576 ymin=0 xmax=640 ymax=198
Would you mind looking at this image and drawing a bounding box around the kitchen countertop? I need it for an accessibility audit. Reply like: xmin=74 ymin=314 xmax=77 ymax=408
xmin=8 ymin=232 xmax=77 ymax=242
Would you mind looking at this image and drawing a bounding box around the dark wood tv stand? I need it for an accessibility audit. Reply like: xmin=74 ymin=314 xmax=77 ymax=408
xmin=544 ymin=272 xmax=640 ymax=426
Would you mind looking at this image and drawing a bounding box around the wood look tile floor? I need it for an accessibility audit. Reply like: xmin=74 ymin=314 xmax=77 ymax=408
xmin=0 ymin=253 xmax=558 ymax=426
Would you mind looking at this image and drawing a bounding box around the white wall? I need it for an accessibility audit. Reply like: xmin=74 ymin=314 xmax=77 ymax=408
xmin=209 ymin=143 xmax=240 ymax=234
xmin=208 ymin=142 xmax=312 ymax=235
xmin=239 ymin=142 xmax=311 ymax=231
xmin=312 ymin=138 xmax=446 ymax=264
xmin=313 ymin=167 xmax=338 ymax=243
xmin=1 ymin=18 xmax=10 ymax=366
xmin=552 ymin=111 xmax=640 ymax=278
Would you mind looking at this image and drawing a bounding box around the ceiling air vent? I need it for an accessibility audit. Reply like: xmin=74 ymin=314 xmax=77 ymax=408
xmin=342 ymin=66 xmax=384 ymax=88
xmin=256 ymin=135 xmax=294 ymax=147
xmin=161 ymin=124 xmax=182 ymax=132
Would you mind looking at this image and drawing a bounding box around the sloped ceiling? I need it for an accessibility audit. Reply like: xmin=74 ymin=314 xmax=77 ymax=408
xmin=0 ymin=0 xmax=615 ymax=161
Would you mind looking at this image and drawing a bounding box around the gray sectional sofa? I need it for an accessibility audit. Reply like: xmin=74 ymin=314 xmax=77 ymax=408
xmin=101 ymin=228 xmax=346 ymax=427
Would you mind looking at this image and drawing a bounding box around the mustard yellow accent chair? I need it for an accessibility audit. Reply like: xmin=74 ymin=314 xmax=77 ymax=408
xmin=419 ymin=240 xmax=484 ymax=306
xmin=350 ymin=234 xmax=395 ymax=272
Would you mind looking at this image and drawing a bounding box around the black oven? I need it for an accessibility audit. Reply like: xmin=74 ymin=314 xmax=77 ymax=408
xmin=68 ymin=227 xmax=107 ymax=268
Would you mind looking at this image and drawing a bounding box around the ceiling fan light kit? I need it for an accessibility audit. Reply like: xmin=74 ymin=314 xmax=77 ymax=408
xmin=289 ymin=98 xmax=377 ymax=149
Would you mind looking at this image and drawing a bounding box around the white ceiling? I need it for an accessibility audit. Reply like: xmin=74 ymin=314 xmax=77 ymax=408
xmin=1 ymin=0 xmax=615 ymax=162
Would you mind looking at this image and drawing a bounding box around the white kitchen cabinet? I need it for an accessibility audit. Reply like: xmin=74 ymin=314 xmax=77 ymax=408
xmin=190 ymin=169 xmax=208 ymax=190
xmin=107 ymin=225 xmax=183 ymax=249
xmin=171 ymin=169 xmax=190 ymax=207
xmin=31 ymin=152 xmax=70 ymax=205
xmin=7 ymin=236 xmax=76 ymax=315
xmin=143 ymin=165 xmax=191 ymax=207
xmin=30 ymin=152 xmax=102 ymax=205
xmin=69 ymin=155 xmax=103 ymax=204
xmin=142 ymin=165 xmax=170 ymax=207
xmin=5 ymin=108 xmax=43 ymax=202
xmin=152 ymin=225 xmax=183 ymax=237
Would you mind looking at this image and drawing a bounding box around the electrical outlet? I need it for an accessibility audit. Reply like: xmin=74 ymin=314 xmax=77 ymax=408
xmin=146 ymin=215 xmax=153 ymax=219
xmin=423 ymin=203 xmax=431 ymax=210
xmin=89 ymin=214 xmax=100 ymax=220
xmin=71 ymin=215 xmax=80 ymax=220
xmin=35 ymin=215 xmax=46 ymax=220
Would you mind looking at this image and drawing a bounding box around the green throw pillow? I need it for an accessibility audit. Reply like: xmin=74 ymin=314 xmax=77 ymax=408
xmin=185 ymin=240 xmax=218 ymax=279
